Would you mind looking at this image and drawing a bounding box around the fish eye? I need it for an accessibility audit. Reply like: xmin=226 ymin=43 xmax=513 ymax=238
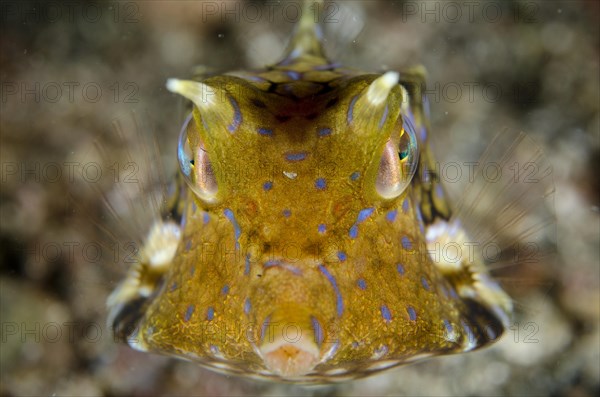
xmin=375 ymin=119 xmax=419 ymax=199
xmin=177 ymin=114 xmax=218 ymax=202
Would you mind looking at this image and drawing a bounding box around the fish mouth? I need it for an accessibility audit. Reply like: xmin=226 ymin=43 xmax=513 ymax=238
xmin=259 ymin=333 xmax=321 ymax=377
xmin=254 ymin=301 xmax=326 ymax=377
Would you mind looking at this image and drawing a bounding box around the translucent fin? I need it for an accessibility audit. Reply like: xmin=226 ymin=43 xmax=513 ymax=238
xmin=99 ymin=112 xmax=175 ymax=240
xmin=70 ymin=111 xmax=179 ymax=339
xmin=318 ymin=1 xmax=365 ymax=62
xmin=443 ymin=129 xmax=557 ymax=311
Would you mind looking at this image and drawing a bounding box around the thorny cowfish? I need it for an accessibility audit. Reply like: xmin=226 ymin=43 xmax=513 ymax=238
xmin=107 ymin=1 xmax=554 ymax=383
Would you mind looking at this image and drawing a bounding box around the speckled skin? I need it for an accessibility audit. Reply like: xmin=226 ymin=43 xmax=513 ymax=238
xmin=112 ymin=14 xmax=509 ymax=383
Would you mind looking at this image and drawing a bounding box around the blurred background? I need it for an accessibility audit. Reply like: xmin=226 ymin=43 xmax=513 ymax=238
xmin=1 ymin=0 xmax=598 ymax=395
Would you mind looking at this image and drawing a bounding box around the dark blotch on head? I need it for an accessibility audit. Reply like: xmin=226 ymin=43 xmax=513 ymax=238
xmin=326 ymin=97 xmax=339 ymax=108
xmin=275 ymin=114 xmax=291 ymax=123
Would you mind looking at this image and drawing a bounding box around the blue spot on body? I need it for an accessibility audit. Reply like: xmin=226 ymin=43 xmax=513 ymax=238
xmin=185 ymin=240 xmax=192 ymax=251
xmin=422 ymin=166 xmax=432 ymax=183
xmin=402 ymin=236 xmax=412 ymax=250
xmin=184 ymin=305 xmax=195 ymax=322
xmin=348 ymin=225 xmax=358 ymax=239
xmin=169 ymin=282 xmax=178 ymax=292
xmin=257 ymin=127 xmax=273 ymax=136
xmin=244 ymin=298 xmax=251 ymax=315
xmin=312 ymin=62 xmax=341 ymax=70
xmin=245 ymin=253 xmax=251 ymax=275
xmin=337 ymin=251 xmax=347 ymax=262
xmin=263 ymin=261 xmax=301 ymax=276
xmin=314 ymin=24 xmax=324 ymax=40
xmin=357 ymin=279 xmax=366 ymax=290
xmin=315 ymin=178 xmax=326 ymax=190
xmin=207 ymin=307 xmax=215 ymax=321
xmin=318 ymin=265 xmax=344 ymax=316
xmin=264 ymin=260 xmax=281 ymax=268
xmin=318 ymin=127 xmax=332 ymax=137
xmin=407 ymin=306 xmax=417 ymax=321
xmin=423 ymin=94 xmax=431 ymax=118
xmin=347 ymin=95 xmax=359 ymax=124
xmin=357 ymin=207 xmax=375 ymax=223
xmin=203 ymin=212 xmax=210 ymax=225
xmin=284 ymin=265 xmax=303 ymax=276
xmin=191 ymin=202 xmax=197 ymax=214
xmin=350 ymin=171 xmax=360 ymax=181
xmin=421 ymin=276 xmax=430 ymax=291
xmin=286 ymin=70 xmax=301 ymax=80
xmin=396 ymin=263 xmax=405 ymax=275
xmin=378 ymin=104 xmax=389 ymax=128
xmin=449 ymin=286 xmax=459 ymax=299
xmin=381 ymin=305 xmax=392 ymax=322
xmin=282 ymin=209 xmax=292 ymax=218
xmin=227 ymin=96 xmax=242 ymax=132
xmin=245 ymin=75 xmax=266 ymax=82
xmin=221 ymin=285 xmax=230 ymax=295
xmin=444 ymin=319 xmax=453 ymax=333
xmin=435 ymin=184 xmax=444 ymax=198
xmin=264 ymin=260 xmax=302 ymax=276
xmin=285 ymin=152 xmax=308 ymax=162
xmin=318 ymin=224 xmax=326 ymax=234
xmin=311 ymin=316 xmax=324 ymax=346
xmin=261 ymin=315 xmax=271 ymax=341
xmin=403 ymin=110 xmax=417 ymax=136
xmin=263 ymin=181 xmax=273 ymax=191
xmin=420 ymin=125 xmax=427 ymax=141
xmin=386 ymin=209 xmax=398 ymax=222
xmin=223 ymin=208 xmax=241 ymax=250
xmin=402 ymin=198 xmax=409 ymax=213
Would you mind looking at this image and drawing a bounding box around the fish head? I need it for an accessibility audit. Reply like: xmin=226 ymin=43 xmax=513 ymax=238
xmin=108 ymin=2 xmax=516 ymax=383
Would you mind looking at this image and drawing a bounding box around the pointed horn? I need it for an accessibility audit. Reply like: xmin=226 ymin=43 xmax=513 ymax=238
xmin=282 ymin=0 xmax=326 ymax=61
xmin=350 ymin=72 xmax=401 ymax=134
xmin=166 ymin=78 xmax=217 ymax=108
xmin=366 ymin=71 xmax=399 ymax=106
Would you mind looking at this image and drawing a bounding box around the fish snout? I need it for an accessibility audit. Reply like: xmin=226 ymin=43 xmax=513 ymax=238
xmin=256 ymin=305 xmax=325 ymax=377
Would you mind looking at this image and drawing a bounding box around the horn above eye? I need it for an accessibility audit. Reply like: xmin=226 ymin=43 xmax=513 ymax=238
xmin=375 ymin=119 xmax=419 ymax=199
xmin=178 ymin=114 xmax=219 ymax=203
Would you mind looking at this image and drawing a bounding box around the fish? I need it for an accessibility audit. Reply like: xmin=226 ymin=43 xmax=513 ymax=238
xmin=105 ymin=0 xmax=555 ymax=383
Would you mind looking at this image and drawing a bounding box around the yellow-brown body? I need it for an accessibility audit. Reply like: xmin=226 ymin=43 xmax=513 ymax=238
xmin=107 ymin=4 xmax=512 ymax=382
